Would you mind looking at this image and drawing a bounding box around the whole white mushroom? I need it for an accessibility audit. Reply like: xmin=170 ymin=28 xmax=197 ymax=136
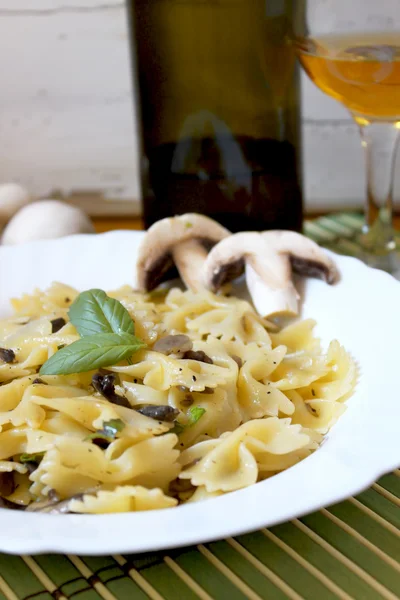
xmin=0 ymin=183 xmax=32 ymax=224
xmin=2 ymin=200 xmax=95 ymax=245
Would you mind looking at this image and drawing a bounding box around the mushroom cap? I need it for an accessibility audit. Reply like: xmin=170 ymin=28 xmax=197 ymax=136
xmin=202 ymin=232 xmax=289 ymax=292
xmin=0 ymin=183 xmax=32 ymax=224
xmin=261 ymin=230 xmax=339 ymax=284
xmin=202 ymin=230 xmax=339 ymax=291
xmin=1 ymin=200 xmax=95 ymax=245
xmin=136 ymin=213 xmax=230 ymax=291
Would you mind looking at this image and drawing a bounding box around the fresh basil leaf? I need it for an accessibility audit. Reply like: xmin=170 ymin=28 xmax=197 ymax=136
xmin=102 ymin=418 xmax=125 ymax=437
xmin=187 ymin=406 xmax=206 ymax=426
xmin=40 ymin=333 xmax=146 ymax=375
xmin=69 ymin=289 xmax=135 ymax=337
xmin=85 ymin=419 xmax=125 ymax=447
xmin=170 ymin=407 xmax=206 ymax=435
xmin=170 ymin=422 xmax=185 ymax=435
xmin=20 ymin=452 xmax=45 ymax=464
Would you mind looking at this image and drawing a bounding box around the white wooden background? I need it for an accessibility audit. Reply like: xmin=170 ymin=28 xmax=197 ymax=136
xmin=0 ymin=0 xmax=399 ymax=215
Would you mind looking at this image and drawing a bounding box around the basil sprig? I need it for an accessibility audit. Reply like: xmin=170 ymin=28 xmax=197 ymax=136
xmin=172 ymin=406 xmax=206 ymax=435
xmin=69 ymin=289 xmax=135 ymax=337
xmin=85 ymin=418 xmax=125 ymax=443
xmin=20 ymin=452 xmax=45 ymax=464
xmin=40 ymin=289 xmax=145 ymax=375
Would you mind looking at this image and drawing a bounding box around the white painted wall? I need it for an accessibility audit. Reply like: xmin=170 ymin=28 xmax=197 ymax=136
xmin=0 ymin=0 xmax=398 ymax=215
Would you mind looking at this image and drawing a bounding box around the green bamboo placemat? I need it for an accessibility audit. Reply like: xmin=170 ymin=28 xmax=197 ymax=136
xmin=0 ymin=213 xmax=399 ymax=600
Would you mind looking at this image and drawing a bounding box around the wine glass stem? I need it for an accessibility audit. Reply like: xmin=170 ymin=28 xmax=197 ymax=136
xmin=357 ymin=120 xmax=400 ymax=260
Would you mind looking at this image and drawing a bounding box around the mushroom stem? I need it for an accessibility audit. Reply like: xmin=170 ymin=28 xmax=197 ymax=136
xmin=245 ymin=263 xmax=299 ymax=318
xmin=172 ymin=239 xmax=208 ymax=292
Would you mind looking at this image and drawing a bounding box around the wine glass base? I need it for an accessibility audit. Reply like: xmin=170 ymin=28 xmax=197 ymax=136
xmin=353 ymin=234 xmax=400 ymax=277
xmin=360 ymin=249 xmax=400 ymax=275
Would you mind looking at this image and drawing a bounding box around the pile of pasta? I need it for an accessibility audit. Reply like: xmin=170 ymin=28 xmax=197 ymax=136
xmin=0 ymin=282 xmax=356 ymax=513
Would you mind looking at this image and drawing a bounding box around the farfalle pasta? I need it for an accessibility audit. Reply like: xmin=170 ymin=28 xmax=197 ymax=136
xmin=0 ymin=283 xmax=356 ymax=513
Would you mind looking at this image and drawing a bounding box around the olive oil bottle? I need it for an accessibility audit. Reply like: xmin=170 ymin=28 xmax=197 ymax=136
xmin=127 ymin=0 xmax=302 ymax=232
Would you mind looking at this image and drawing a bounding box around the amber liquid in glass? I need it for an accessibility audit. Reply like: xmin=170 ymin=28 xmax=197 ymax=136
xmin=128 ymin=0 xmax=303 ymax=232
xmin=298 ymin=33 xmax=400 ymax=123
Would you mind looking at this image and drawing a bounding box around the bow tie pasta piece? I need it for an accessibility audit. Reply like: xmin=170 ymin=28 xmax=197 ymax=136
xmin=187 ymin=486 xmax=224 ymax=503
xmin=108 ymin=287 xmax=165 ymax=344
xmin=0 ymin=376 xmax=39 ymax=412
xmin=0 ymin=381 xmax=87 ymax=430
xmin=271 ymin=319 xmax=321 ymax=354
xmin=121 ymin=381 xmax=169 ymax=407
xmin=111 ymin=350 xmax=232 ymax=392
xmin=162 ymin=289 xmax=220 ymax=333
xmin=0 ymin=460 xmax=28 ymax=475
xmin=0 ymin=428 xmax=28 ymax=461
xmin=287 ymin=389 xmax=347 ymax=433
xmin=237 ymin=345 xmax=294 ymax=419
xmin=69 ymin=485 xmax=177 ymax=514
xmin=31 ymin=394 xmax=170 ymax=442
xmin=11 ymin=282 xmax=78 ymax=317
xmin=271 ymin=351 xmax=329 ymax=391
xmin=0 ymin=318 xmax=79 ymax=383
xmin=179 ymin=418 xmax=311 ymax=493
xmin=163 ymin=289 xmax=273 ymax=346
xmin=30 ymin=433 xmax=180 ymax=500
xmin=173 ymin=388 xmax=242 ymax=450
xmin=186 ymin=307 xmax=273 ymax=346
xmin=299 ymin=340 xmax=357 ymax=403
xmin=5 ymin=317 xmax=78 ymax=360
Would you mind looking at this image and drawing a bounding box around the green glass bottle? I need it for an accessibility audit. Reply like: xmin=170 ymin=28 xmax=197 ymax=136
xmin=128 ymin=0 xmax=302 ymax=232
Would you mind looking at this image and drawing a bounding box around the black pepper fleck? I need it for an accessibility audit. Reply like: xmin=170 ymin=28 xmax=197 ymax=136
xmin=311 ymin=389 xmax=316 ymax=396
xmin=192 ymin=375 xmax=197 ymax=382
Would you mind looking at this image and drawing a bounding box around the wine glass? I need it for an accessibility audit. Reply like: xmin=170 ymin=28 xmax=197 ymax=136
xmin=293 ymin=0 xmax=400 ymax=273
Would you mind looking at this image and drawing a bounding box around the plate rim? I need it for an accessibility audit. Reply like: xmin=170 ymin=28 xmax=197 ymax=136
xmin=0 ymin=230 xmax=398 ymax=556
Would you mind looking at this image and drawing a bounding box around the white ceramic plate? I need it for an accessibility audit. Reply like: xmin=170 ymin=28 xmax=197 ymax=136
xmin=0 ymin=230 xmax=399 ymax=556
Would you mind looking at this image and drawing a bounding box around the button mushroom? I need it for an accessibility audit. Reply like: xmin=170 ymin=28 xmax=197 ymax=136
xmin=136 ymin=213 xmax=230 ymax=291
xmin=26 ymin=492 xmax=84 ymax=514
xmin=136 ymin=404 xmax=179 ymax=422
xmin=1 ymin=200 xmax=95 ymax=245
xmin=153 ymin=334 xmax=193 ymax=357
xmin=0 ymin=183 xmax=32 ymax=225
xmin=202 ymin=230 xmax=339 ymax=318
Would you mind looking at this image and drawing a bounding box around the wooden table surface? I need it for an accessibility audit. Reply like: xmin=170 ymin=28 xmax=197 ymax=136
xmin=93 ymin=216 xmax=143 ymax=233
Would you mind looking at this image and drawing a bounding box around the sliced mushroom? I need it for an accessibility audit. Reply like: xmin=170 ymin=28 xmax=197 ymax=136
xmin=51 ymin=317 xmax=66 ymax=333
xmin=136 ymin=404 xmax=179 ymax=422
xmin=92 ymin=372 xmax=131 ymax=408
xmin=26 ymin=493 xmax=84 ymax=514
xmin=183 ymin=350 xmax=213 ymax=364
xmin=153 ymin=334 xmax=193 ymax=357
xmin=0 ymin=348 xmax=15 ymax=363
xmin=0 ymin=472 xmax=15 ymax=497
xmin=136 ymin=213 xmax=230 ymax=291
xmin=0 ymin=497 xmax=25 ymax=510
xmin=202 ymin=231 xmax=339 ymax=318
